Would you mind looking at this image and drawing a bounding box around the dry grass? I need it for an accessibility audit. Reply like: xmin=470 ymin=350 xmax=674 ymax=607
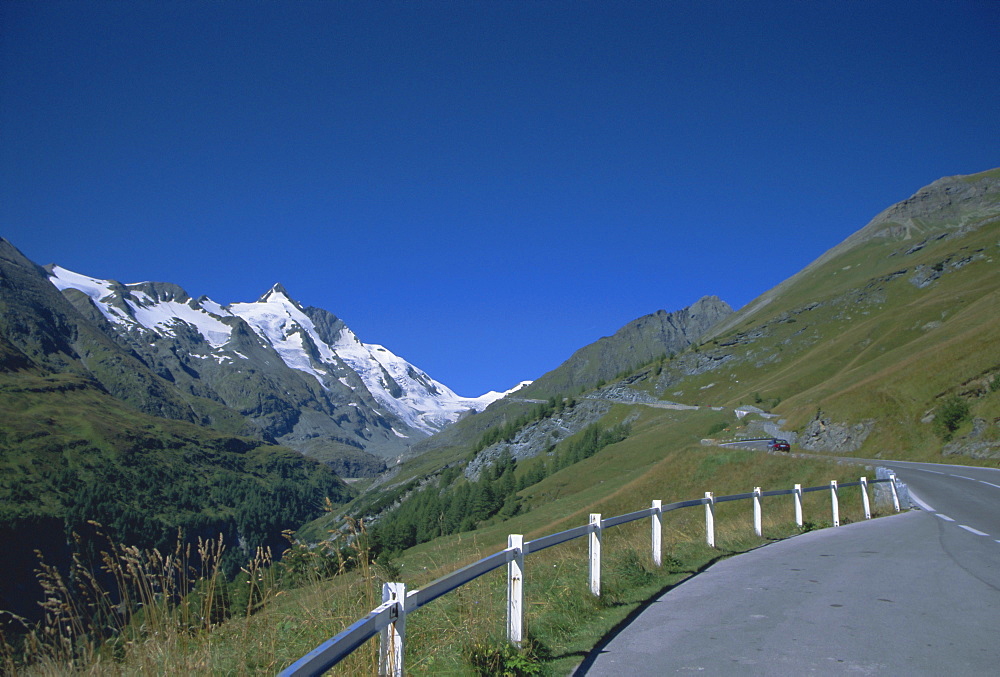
xmin=2 ymin=442 xmax=896 ymax=676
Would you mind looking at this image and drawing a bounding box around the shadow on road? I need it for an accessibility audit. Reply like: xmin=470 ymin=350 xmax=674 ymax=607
xmin=570 ymin=549 xmax=742 ymax=675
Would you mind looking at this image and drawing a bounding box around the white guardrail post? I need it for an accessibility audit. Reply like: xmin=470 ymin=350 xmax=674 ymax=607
xmin=860 ymin=477 xmax=871 ymax=519
xmin=753 ymin=487 xmax=762 ymax=537
xmin=890 ymin=473 xmax=901 ymax=512
xmin=378 ymin=582 xmax=406 ymax=677
xmin=830 ymin=480 xmax=840 ymax=527
xmin=589 ymin=514 xmax=602 ymax=596
xmin=705 ymin=492 xmax=715 ymax=547
xmin=651 ymin=500 xmax=662 ymax=567
xmin=507 ymin=534 xmax=524 ymax=647
xmin=794 ymin=483 xmax=803 ymax=527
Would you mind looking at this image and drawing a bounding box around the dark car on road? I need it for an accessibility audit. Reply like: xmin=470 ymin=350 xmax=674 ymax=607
xmin=767 ymin=438 xmax=790 ymax=452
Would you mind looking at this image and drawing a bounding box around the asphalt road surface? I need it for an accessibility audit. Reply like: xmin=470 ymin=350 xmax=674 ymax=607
xmin=577 ymin=460 xmax=1000 ymax=676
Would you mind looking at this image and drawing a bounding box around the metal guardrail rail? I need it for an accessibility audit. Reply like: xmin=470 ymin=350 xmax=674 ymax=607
xmin=280 ymin=473 xmax=900 ymax=676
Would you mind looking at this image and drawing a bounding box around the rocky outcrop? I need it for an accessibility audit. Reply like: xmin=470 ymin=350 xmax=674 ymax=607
xmin=908 ymin=250 xmax=988 ymax=289
xmin=849 ymin=170 xmax=1000 ymax=245
xmin=465 ymin=399 xmax=612 ymax=480
xmin=587 ymin=385 xmax=660 ymax=405
xmin=798 ymin=414 xmax=874 ymax=453
xmin=942 ymin=418 xmax=1000 ymax=460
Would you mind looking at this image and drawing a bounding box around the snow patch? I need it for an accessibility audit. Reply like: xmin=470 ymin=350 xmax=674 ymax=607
xmin=130 ymin=299 xmax=232 ymax=347
xmin=49 ymin=266 xmax=233 ymax=347
xmin=48 ymin=266 xmax=124 ymax=325
xmin=229 ymin=289 xmax=338 ymax=382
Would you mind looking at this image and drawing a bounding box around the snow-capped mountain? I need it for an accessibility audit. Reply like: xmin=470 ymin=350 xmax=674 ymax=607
xmin=47 ymin=266 xmax=518 ymax=473
xmin=229 ymin=283 xmax=507 ymax=434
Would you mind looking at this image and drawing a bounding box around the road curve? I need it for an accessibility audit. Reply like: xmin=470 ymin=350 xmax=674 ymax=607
xmin=577 ymin=460 xmax=1000 ymax=676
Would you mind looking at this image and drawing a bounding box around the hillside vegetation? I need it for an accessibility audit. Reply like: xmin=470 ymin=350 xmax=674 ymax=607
xmin=669 ymin=167 xmax=1000 ymax=460
xmin=3 ymin=169 xmax=998 ymax=674
xmin=288 ymin=168 xmax=999 ymax=672
xmin=0 ymin=359 xmax=354 ymax=617
xmin=0 ymin=237 xmax=360 ymax=606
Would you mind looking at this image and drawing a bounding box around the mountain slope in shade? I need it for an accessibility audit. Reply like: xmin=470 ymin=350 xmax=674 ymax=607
xmin=518 ymin=295 xmax=733 ymax=399
xmin=399 ymin=294 xmax=734 ymax=469
xmin=0 ymin=239 xmax=242 ymax=431
xmin=46 ymin=267 xmax=512 ymax=471
xmin=0 ymin=239 xmax=355 ymax=619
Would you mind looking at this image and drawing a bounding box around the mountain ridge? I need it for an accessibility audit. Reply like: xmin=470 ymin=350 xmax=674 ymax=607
xmin=386 ymin=293 xmax=735 ymax=486
xmin=518 ymin=294 xmax=733 ymax=399
xmin=707 ymin=167 xmax=1000 ymax=339
xmin=348 ymin=168 xmax=999 ymax=519
xmin=43 ymin=263 xmax=514 ymax=473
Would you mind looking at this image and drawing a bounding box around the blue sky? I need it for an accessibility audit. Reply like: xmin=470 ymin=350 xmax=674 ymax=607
xmin=2 ymin=1 xmax=998 ymax=397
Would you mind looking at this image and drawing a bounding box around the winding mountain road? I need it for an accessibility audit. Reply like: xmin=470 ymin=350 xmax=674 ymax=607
xmin=576 ymin=459 xmax=1000 ymax=676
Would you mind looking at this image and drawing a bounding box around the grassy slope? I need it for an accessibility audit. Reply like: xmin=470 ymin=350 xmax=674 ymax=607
xmin=0 ymin=371 xmax=355 ymax=506
xmin=258 ymin=180 xmax=999 ymax=674
xmin=696 ymin=215 xmax=999 ymax=460
xmin=371 ymin=409 xmax=880 ymax=675
xmin=12 ymin=171 xmax=999 ymax=673
xmin=360 ymin=207 xmax=999 ymax=513
xmin=0 ymin=364 xmax=356 ymax=615
xmin=99 ymin=407 xmax=883 ymax=675
xmin=281 ymin=173 xmax=997 ymax=671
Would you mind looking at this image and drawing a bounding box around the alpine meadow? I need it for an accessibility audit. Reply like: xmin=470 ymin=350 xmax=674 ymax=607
xmin=2 ymin=168 xmax=999 ymax=674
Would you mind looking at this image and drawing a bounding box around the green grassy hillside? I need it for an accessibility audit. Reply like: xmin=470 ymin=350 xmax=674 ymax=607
xmin=0 ymin=353 xmax=354 ymax=623
xmin=5 ymin=169 xmax=998 ymax=674
xmin=16 ymin=407 xmax=883 ymax=675
xmin=663 ymin=169 xmax=1000 ymax=461
xmin=283 ymin=168 xmax=999 ymax=672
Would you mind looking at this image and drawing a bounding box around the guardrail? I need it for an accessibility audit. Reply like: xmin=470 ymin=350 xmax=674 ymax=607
xmin=281 ymin=473 xmax=900 ymax=676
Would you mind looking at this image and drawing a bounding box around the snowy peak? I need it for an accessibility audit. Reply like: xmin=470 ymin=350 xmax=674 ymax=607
xmin=47 ymin=265 xmax=116 ymax=307
xmin=228 ymin=284 xmax=512 ymax=433
xmin=477 ymin=380 xmax=532 ymax=403
xmin=229 ymin=286 xmax=340 ymax=384
xmin=47 ymin=267 xmax=510 ymax=439
xmin=237 ymin=286 xmax=520 ymax=432
xmin=258 ymin=283 xmax=296 ymax=305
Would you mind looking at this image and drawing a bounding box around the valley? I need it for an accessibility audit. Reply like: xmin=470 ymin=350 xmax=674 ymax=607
xmin=1 ymin=168 xmax=998 ymax=674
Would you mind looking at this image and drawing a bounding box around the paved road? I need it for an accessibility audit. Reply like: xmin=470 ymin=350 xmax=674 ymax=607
xmin=577 ymin=460 xmax=1000 ymax=676
xmin=871 ymin=459 xmax=1000 ymax=538
xmin=719 ymin=438 xmax=775 ymax=450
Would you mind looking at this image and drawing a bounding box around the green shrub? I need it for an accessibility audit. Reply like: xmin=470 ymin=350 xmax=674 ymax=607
xmin=934 ymin=395 xmax=970 ymax=440
xmin=465 ymin=635 xmax=550 ymax=676
xmin=705 ymin=420 xmax=730 ymax=436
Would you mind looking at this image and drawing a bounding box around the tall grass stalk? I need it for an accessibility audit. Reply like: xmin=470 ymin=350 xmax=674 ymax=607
xmin=0 ymin=525 xmax=241 ymax=674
